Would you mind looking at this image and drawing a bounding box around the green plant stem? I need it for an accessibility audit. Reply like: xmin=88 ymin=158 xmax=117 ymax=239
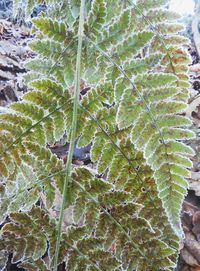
xmin=53 ymin=0 xmax=85 ymax=270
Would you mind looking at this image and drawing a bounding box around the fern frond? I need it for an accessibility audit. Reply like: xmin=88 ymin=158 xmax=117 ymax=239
xmin=0 ymin=79 xmax=72 ymax=175
xmin=86 ymin=0 xmax=107 ymax=39
xmin=136 ymin=0 xmax=166 ymax=10
xmin=32 ymin=18 xmax=72 ymax=42
xmin=0 ymin=207 xmax=53 ymax=263
xmin=29 ymin=39 xmax=63 ymax=60
xmin=116 ymin=73 xmax=194 ymax=234
xmin=0 ymin=143 xmax=66 ymax=222
xmin=113 ymin=31 xmax=154 ymax=62
xmin=1 ymin=174 xmax=177 ymax=270
xmin=91 ymin=8 xmax=132 ymax=49
xmin=0 ymin=0 xmax=194 ymax=269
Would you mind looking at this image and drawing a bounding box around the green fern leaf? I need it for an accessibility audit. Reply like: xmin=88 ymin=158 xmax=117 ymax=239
xmin=136 ymin=0 xmax=166 ymax=10
xmin=116 ymin=75 xmax=194 ymax=234
xmin=97 ymin=8 xmax=131 ymax=49
xmin=32 ymin=18 xmax=72 ymax=42
xmin=114 ymin=31 xmax=154 ymax=62
xmin=86 ymin=0 xmax=107 ymax=38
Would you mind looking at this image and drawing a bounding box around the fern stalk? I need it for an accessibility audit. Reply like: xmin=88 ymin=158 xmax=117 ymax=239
xmin=53 ymin=0 xmax=86 ymax=270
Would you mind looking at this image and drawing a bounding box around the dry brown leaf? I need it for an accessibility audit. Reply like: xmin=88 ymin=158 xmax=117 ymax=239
xmin=190 ymin=179 xmax=200 ymax=196
xmin=186 ymin=96 xmax=200 ymax=124
xmin=181 ymin=248 xmax=200 ymax=267
xmin=182 ymin=231 xmax=200 ymax=266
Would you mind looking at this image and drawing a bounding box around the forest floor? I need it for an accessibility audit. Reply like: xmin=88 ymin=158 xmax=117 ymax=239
xmin=0 ymin=2 xmax=200 ymax=271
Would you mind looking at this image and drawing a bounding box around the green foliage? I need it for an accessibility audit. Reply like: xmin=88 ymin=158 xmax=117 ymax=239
xmin=1 ymin=0 xmax=194 ymax=270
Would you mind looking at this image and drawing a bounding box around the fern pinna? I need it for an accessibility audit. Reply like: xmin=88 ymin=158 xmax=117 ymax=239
xmin=0 ymin=0 xmax=194 ymax=270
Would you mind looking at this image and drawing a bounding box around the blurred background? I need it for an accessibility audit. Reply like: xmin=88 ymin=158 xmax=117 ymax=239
xmin=170 ymin=0 xmax=194 ymax=15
